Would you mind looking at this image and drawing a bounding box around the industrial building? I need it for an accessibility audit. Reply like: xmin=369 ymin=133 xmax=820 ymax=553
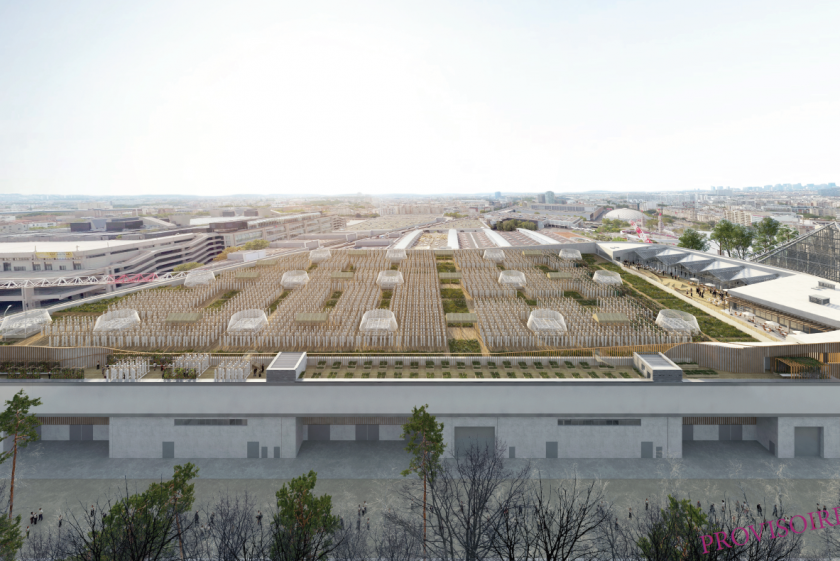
xmin=2 ymin=241 xmax=840 ymax=462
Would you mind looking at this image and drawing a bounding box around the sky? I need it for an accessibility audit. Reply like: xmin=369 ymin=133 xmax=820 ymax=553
xmin=0 ymin=1 xmax=838 ymax=197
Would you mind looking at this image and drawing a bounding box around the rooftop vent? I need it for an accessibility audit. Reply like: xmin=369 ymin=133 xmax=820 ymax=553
xmin=819 ymin=281 xmax=836 ymax=290
xmin=810 ymin=294 xmax=830 ymax=305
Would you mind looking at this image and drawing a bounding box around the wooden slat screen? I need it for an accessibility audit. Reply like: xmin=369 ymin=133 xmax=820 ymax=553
xmin=37 ymin=417 xmax=109 ymax=425
xmin=302 ymin=417 xmax=409 ymax=426
xmin=683 ymin=417 xmax=757 ymax=425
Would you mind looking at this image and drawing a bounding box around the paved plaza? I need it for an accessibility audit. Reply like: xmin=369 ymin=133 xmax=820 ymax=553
xmin=5 ymin=440 xmax=840 ymax=552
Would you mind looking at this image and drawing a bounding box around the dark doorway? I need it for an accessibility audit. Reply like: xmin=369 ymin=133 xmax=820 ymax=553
xmin=454 ymin=427 xmax=495 ymax=456
xmin=794 ymin=427 xmax=821 ymax=457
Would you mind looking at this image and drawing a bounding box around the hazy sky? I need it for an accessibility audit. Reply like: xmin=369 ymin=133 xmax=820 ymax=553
xmin=1 ymin=1 xmax=838 ymax=197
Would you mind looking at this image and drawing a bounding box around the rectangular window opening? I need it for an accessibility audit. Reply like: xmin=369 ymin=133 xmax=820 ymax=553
xmin=174 ymin=419 xmax=247 ymax=426
xmin=558 ymin=419 xmax=641 ymax=426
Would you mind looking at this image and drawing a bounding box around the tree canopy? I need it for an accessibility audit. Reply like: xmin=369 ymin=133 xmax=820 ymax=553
xmin=495 ymin=219 xmax=537 ymax=231
xmin=710 ymin=220 xmax=754 ymax=259
xmin=677 ymin=228 xmax=709 ymax=251
xmin=273 ymin=470 xmax=341 ymax=561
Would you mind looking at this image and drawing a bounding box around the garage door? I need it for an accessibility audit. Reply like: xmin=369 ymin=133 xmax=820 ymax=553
xmin=308 ymin=425 xmax=330 ymax=441
xmin=355 ymin=425 xmax=380 ymax=441
xmin=454 ymin=427 xmax=495 ymax=456
xmin=794 ymin=427 xmax=821 ymax=457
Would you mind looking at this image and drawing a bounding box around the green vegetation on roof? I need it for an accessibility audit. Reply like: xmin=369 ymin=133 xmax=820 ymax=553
xmin=446 ymin=313 xmax=478 ymax=322
xmin=592 ymin=312 xmax=630 ymax=325
xmin=165 ymin=312 xmax=202 ymax=324
xmin=295 ymin=312 xmax=329 ymax=324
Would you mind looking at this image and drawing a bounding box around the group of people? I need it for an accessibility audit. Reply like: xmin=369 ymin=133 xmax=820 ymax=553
xmin=620 ymin=260 xmax=730 ymax=306
xmin=24 ymin=509 xmax=44 ymax=538
xmin=340 ymin=501 xmax=370 ymax=532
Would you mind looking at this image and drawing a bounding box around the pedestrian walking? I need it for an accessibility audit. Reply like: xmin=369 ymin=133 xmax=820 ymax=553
xmin=210 ymin=513 xmax=215 ymax=527
xmin=58 ymin=514 xmax=62 ymax=528
xmin=773 ymin=504 xmax=778 ymax=517
xmin=257 ymin=511 xmax=263 ymax=526
xmin=25 ymin=526 xmax=29 ymax=539
xmin=645 ymin=498 xmax=649 ymax=511
xmin=38 ymin=508 xmax=43 ymax=522
xmin=629 ymin=508 xmax=633 ymax=519
xmin=90 ymin=505 xmax=95 ymax=518
xmin=757 ymin=504 xmax=762 ymax=516
xmin=696 ymin=500 xmax=701 ymax=509
xmin=363 ymin=501 xmax=367 ymax=516
xmin=194 ymin=512 xmax=199 ymax=524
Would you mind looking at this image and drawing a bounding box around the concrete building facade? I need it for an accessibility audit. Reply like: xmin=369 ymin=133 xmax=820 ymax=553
xmin=3 ymin=379 xmax=840 ymax=461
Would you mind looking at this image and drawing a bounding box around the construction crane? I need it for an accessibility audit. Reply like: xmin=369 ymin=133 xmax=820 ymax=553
xmin=630 ymin=220 xmax=653 ymax=243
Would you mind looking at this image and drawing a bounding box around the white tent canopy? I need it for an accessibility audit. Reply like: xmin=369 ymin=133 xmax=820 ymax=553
xmin=677 ymin=253 xmax=716 ymax=272
xmin=592 ymin=270 xmax=622 ymax=286
xmin=484 ymin=248 xmax=505 ymax=262
xmin=184 ymin=269 xmax=215 ymax=288
xmin=309 ymin=248 xmax=332 ymax=263
xmin=655 ymin=309 xmax=700 ymax=335
xmin=655 ymin=249 xmax=687 ymax=265
xmin=527 ymin=309 xmax=568 ymax=334
xmin=726 ymin=268 xmax=778 ymax=285
xmin=0 ymin=310 xmax=52 ymax=339
xmin=702 ymin=261 xmax=743 ymax=272
xmin=386 ymin=248 xmax=407 ymax=263
xmin=634 ymin=246 xmax=666 ymax=260
xmin=227 ymin=309 xmax=268 ymax=333
xmin=559 ymin=249 xmax=582 ymax=260
xmin=94 ymin=309 xmax=141 ymax=333
xmin=498 ymin=270 xmax=527 ymax=289
xmin=359 ymin=309 xmax=398 ymax=333
xmin=281 ymin=270 xmax=310 ymax=289
xmin=376 ymin=270 xmax=405 ymax=290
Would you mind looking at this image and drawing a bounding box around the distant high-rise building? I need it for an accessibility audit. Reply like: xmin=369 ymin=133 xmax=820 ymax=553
xmin=537 ymin=194 xmax=546 ymax=203
xmin=545 ymin=191 xmax=555 ymax=204
xmin=494 ymin=191 xmax=502 ymax=199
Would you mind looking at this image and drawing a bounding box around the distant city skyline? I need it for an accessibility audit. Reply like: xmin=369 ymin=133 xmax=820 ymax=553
xmin=1 ymin=0 xmax=838 ymax=197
